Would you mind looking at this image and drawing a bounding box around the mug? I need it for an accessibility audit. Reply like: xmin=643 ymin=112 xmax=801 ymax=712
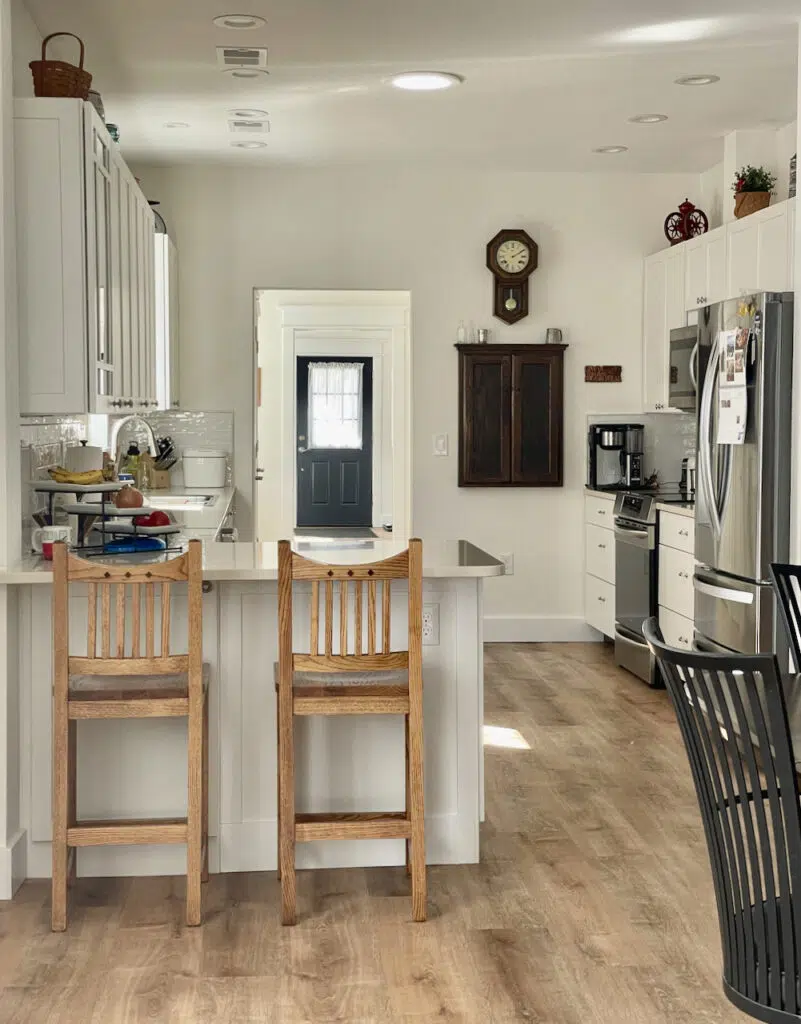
xmin=32 ymin=525 xmax=71 ymax=560
xmin=545 ymin=327 xmax=563 ymax=344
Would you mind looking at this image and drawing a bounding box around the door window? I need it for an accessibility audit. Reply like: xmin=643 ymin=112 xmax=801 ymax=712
xmin=307 ymin=361 xmax=363 ymax=449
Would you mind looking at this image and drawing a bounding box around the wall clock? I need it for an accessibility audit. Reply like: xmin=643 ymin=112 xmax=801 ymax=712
xmin=486 ymin=229 xmax=538 ymax=325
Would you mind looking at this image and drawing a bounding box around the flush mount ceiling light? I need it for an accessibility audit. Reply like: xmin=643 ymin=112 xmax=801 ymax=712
xmin=628 ymin=113 xmax=668 ymax=124
xmin=213 ymin=14 xmax=266 ymax=29
xmin=389 ymin=71 xmax=464 ymax=91
xmin=229 ymin=107 xmax=269 ymax=118
xmin=593 ymin=145 xmax=629 ymax=154
xmin=222 ymin=67 xmax=269 ymax=79
xmin=675 ymin=74 xmax=720 ymax=86
xmin=231 ymin=140 xmax=267 ymax=149
xmin=164 ymin=121 xmax=190 ymax=128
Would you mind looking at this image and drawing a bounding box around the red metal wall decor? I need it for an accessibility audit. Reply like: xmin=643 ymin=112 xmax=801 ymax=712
xmin=664 ymin=198 xmax=709 ymax=245
xmin=584 ymin=365 xmax=622 ymax=383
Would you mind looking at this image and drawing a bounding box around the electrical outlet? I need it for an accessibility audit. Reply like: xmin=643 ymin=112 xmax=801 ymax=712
xmin=432 ymin=433 xmax=449 ymax=457
xmin=500 ymin=552 xmax=514 ymax=575
xmin=422 ymin=603 xmax=440 ymax=645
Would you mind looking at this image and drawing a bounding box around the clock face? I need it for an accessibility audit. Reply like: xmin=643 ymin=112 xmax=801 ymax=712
xmin=496 ymin=239 xmax=530 ymax=275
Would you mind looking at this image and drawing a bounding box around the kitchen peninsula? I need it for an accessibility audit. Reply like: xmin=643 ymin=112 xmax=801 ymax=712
xmin=0 ymin=539 xmax=502 ymax=890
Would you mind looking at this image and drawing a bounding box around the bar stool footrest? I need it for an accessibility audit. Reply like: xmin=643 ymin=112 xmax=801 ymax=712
xmin=293 ymin=686 xmax=410 ymax=715
xmin=67 ymin=817 xmax=188 ymax=846
xmin=295 ymin=811 xmax=411 ymax=841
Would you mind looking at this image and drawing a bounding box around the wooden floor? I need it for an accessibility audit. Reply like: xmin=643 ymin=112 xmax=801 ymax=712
xmin=0 ymin=643 xmax=745 ymax=1023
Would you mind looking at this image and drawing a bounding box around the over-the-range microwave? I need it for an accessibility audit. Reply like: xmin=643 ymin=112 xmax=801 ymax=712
xmin=668 ymin=325 xmax=699 ymax=411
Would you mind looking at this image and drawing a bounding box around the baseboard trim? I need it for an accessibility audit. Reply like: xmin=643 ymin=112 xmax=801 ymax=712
xmin=0 ymin=829 xmax=27 ymax=899
xmin=483 ymin=616 xmax=604 ymax=643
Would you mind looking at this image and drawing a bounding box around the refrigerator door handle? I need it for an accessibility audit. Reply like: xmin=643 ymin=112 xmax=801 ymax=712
xmin=693 ymin=577 xmax=754 ymax=605
xmin=698 ymin=333 xmax=721 ymax=537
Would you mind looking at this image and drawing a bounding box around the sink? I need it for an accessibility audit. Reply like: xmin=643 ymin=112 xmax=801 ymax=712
xmin=147 ymin=494 xmax=218 ymax=511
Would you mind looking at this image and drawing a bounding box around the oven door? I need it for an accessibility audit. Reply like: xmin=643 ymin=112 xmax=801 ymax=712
xmin=669 ymin=327 xmax=699 ymax=412
xmin=614 ymin=520 xmax=657 ymax=683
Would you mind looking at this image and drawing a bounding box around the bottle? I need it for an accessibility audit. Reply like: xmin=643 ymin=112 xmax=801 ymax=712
xmin=124 ymin=443 xmax=140 ymax=476
xmin=456 ymin=320 xmax=466 ymax=344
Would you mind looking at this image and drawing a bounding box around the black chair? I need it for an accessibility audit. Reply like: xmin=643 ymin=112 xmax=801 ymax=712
xmin=771 ymin=564 xmax=801 ymax=672
xmin=643 ymin=617 xmax=801 ymax=1023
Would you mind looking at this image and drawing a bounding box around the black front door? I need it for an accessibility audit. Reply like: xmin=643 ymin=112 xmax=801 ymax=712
xmin=296 ymin=357 xmax=373 ymax=528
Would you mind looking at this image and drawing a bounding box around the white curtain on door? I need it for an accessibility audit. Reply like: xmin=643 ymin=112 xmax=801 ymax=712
xmin=308 ymin=361 xmax=363 ymax=449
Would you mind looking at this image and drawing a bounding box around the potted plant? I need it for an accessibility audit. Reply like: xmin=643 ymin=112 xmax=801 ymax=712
xmin=732 ymin=165 xmax=777 ymax=219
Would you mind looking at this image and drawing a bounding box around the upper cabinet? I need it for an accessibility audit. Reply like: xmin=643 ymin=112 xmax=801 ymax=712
xmin=457 ymin=344 xmax=566 ymax=487
xmin=15 ymin=99 xmax=158 ymax=416
xmin=726 ymin=201 xmax=793 ymax=298
xmin=684 ymin=225 xmax=727 ymax=310
xmin=642 ymin=245 xmax=686 ymax=412
xmin=155 ymin=235 xmax=180 ymax=410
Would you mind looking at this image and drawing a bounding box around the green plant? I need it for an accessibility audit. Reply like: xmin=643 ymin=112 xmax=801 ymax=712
xmin=732 ymin=165 xmax=777 ymax=194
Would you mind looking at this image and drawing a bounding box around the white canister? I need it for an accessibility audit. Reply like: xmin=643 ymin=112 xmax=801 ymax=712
xmin=182 ymin=449 xmax=228 ymax=489
xmin=65 ymin=443 xmax=104 ymax=473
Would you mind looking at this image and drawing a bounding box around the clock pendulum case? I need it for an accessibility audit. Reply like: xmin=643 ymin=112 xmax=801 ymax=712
xmin=486 ymin=229 xmax=538 ymax=325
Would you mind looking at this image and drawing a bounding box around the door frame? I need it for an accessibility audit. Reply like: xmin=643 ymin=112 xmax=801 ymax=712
xmin=254 ymin=290 xmax=411 ymax=540
xmin=295 ymin=349 xmax=379 ymax=528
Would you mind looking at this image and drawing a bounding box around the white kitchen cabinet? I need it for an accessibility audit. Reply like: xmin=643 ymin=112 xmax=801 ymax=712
xmin=584 ymin=492 xmax=616 ymax=637
xmin=585 ymin=523 xmax=615 ymax=584
xmin=658 ymin=606 xmax=694 ymax=649
xmin=658 ymin=510 xmax=696 ymax=626
xmin=684 ymin=225 xmax=727 ymax=311
xmin=585 ymin=573 xmax=615 ymax=638
xmin=726 ymin=201 xmax=792 ymax=298
xmin=155 ymin=235 xmax=179 ymax=409
xmin=642 ymin=245 xmax=685 ymax=412
xmin=15 ymin=98 xmax=157 ymax=416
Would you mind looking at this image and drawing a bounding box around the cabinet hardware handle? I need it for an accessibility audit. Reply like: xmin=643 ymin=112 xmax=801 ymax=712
xmin=598 ymin=510 xmax=606 ymax=516
xmin=598 ymin=596 xmax=606 ymax=603
xmin=679 ymin=571 xmax=689 ymax=579
xmin=598 ymin=543 xmax=606 ymax=549
xmin=679 ymin=636 xmax=689 ymax=644
xmin=679 ymin=529 xmax=689 ymax=536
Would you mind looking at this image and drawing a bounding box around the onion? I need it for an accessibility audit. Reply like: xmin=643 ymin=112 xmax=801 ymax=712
xmin=114 ymin=485 xmax=144 ymax=509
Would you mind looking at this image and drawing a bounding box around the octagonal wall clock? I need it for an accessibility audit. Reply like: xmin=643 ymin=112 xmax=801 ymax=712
xmin=486 ymin=229 xmax=538 ymax=325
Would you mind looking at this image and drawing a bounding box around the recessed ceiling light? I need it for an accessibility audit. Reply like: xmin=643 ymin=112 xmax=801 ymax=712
xmin=222 ymin=67 xmax=269 ymax=79
xmin=164 ymin=121 xmax=190 ymax=128
xmin=675 ymin=74 xmax=720 ymax=86
xmin=213 ymin=14 xmax=266 ymax=29
xmin=389 ymin=71 xmax=464 ymax=92
xmin=229 ymin=108 xmax=269 ymax=118
xmin=231 ymin=140 xmax=267 ymax=149
xmin=628 ymin=113 xmax=668 ymax=124
xmin=593 ymin=145 xmax=629 ymax=154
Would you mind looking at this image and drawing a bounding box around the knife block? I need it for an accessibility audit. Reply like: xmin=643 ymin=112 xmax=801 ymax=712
xmin=150 ymin=469 xmax=171 ymax=490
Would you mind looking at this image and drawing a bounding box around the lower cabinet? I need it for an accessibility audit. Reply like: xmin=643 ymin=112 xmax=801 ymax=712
xmin=658 ymin=606 xmax=694 ymax=650
xmin=584 ymin=492 xmax=616 ymax=637
xmin=657 ymin=509 xmax=695 ymax=648
xmin=585 ymin=573 xmax=615 ymax=638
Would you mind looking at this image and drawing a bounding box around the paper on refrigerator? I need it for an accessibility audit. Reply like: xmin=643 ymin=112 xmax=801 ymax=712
xmin=717 ymin=328 xmax=748 ymax=445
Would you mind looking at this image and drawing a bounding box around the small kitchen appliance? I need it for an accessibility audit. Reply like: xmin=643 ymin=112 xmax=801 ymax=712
xmin=587 ymin=424 xmax=645 ymax=490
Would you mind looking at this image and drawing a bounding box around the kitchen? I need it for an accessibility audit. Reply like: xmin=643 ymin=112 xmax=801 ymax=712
xmin=2 ymin=1 xmax=801 ymax=1021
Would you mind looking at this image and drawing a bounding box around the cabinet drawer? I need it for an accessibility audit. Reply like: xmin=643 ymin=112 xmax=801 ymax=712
xmin=658 ymin=606 xmax=694 ymax=650
xmin=585 ymin=524 xmax=615 ymax=584
xmin=659 ymin=511 xmax=694 ymax=554
xmin=585 ymin=574 xmax=615 ymax=637
xmin=585 ymin=494 xmax=615 ymax=528
xmin=658 ymin=545 xmax=695 ymax=618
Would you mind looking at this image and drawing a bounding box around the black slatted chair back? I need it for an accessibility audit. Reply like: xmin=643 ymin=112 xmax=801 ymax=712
xmin=643 ymin=617 xmax=801 ymax=1023
xmin=771 ymin=564 xmax=801 ymax=673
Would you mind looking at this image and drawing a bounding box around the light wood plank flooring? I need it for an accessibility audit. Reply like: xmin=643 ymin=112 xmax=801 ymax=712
xmin=0 ymin=642 xmax=744 ymax=1022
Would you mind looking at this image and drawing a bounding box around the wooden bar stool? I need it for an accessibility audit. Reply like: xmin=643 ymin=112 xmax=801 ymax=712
xmin=277 ymin=538 xmax=425 ymax=925
xmin=51 ymin=540 xmax=208 ymax=931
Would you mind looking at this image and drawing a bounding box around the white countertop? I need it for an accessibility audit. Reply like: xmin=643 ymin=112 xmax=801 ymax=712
xmin=656 ymin=502 xmax=696 ymax=519
xmin=0 ymin=539 xmax=504 ymax=584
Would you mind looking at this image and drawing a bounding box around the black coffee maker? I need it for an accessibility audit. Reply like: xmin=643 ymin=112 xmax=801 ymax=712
xmin=587 ymin=424 xmax=645 ymax=490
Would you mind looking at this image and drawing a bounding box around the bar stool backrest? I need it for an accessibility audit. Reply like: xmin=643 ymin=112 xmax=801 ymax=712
xmin=53 ymin=540 xmax=203 ymax=684
xmin=771 ymin=563 xmax=801 ymax=673
xmin=277 ymin=539 xmax=422 ymax=677
xmin=643 ymin=616 xmax=801 ymax=1022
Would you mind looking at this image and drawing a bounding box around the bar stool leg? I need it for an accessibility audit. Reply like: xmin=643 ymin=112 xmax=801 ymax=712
xmin=404 ymin=716 xmax=411 ymax=877
xmin=186 ymin=700 xmax=203 ymax=926
xmin=278 ymin=686 xmax=296 ymax=925
xmin=201 ymin=694 xmax=209 ymax=884
xmin=67 ymin=720 xmax=78 ymax=886
xmin=408 ymin=693 xmax=426 ymax=922
xmin=276 ymin=711 xmax=281 ymax=882
xmin=51 ymin=702 xmax=69 ymax=932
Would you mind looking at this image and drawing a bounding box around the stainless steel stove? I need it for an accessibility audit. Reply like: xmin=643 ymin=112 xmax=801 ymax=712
xmin=612 ymin=490 xmax=692 ymax=686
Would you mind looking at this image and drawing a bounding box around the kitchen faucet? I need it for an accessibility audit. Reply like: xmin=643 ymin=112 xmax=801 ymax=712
xmin=109 ymin=415 xmax=158 ymax=476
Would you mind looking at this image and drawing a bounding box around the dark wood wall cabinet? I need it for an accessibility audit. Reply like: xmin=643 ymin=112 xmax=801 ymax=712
xmin=456 ymin=343 xmax=567 ymax=487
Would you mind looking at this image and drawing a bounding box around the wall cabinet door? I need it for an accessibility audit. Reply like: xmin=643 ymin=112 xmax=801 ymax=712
xmin=684 ymin=225 xmax=726 ymax=310
xmin=155 ymin=236 xmax=180 ymax=410
xmin=459 ymin=350 xmax=511 ymax=485
xmin=511 ymin=348 xmax=564 ymax=485
xmin=643 ymin=246 xmax=685 ymax=412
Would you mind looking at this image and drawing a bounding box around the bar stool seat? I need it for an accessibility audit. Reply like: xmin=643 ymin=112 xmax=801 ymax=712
xmin=70 ymin=664 xmax=210 ymax=700
xmin=275 ymin=663 xmax=408 ymax=685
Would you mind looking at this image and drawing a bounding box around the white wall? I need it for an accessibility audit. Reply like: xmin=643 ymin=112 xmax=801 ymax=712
xmin=10 ymin=0 xmax=39 ymax=97
xmin=131 ymin=164 xmax=696 ymax=634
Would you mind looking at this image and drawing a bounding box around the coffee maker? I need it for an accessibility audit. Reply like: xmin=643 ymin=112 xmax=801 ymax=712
xmin=587 ymin=424 xmax=645 ymax=490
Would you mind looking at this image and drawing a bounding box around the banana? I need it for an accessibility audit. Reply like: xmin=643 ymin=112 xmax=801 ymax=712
xmin=48 ymin=467 xmax=106 ymax=486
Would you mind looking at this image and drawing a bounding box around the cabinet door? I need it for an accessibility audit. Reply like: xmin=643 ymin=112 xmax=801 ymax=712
xmin=85 ymin=111 xmax=118 ymax=412
xmin=683 ymin=237 xmax=707 ymax=310
xmin=511 ymin=349 xmax=563 ymax=485
xmin=726 ymin=216 xmax=759 ymax=299
xmin=705 ymin=227 xmax=727 ymax=304
xmin=168 ymin=238 xmax=180 ymax=408
xmin=664 ymin=246 xmax=686 ymax=331
xmin=756 ymin=204 xmax=790 ymax=292
xmin=643 ymin=252 xmax=668 ymax=411
xmin=459 ymin=351 xmax=511 ymax=484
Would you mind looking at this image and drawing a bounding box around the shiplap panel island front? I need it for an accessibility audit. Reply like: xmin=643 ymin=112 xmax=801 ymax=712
xmin=0 ymin=540 xmax=502 ymax=889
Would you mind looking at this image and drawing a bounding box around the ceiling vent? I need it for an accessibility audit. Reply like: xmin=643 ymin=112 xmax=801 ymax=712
xmin=228 ymin=118 xmax=270 ymax=134
xmin=216 ymin=46 xmax=268 ymax=70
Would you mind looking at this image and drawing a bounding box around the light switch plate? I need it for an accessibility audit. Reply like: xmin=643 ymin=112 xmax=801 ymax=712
xmin=500 ymin=552 xmax=514 ymax=575
xmin=433 ymin=434 xmax=449 ymax=457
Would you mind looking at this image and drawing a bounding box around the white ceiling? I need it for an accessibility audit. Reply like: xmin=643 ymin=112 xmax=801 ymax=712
xmin=21 ymin=0 xmax=801 ymax=170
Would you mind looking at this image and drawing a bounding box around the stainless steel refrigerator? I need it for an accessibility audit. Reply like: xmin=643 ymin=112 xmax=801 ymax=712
xmin=694 ymin=292 xmax=794 ymax=655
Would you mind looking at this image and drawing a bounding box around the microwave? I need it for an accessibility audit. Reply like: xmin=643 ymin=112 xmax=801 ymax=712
xmin=668 ymin=326 xmax=699 ymax=411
